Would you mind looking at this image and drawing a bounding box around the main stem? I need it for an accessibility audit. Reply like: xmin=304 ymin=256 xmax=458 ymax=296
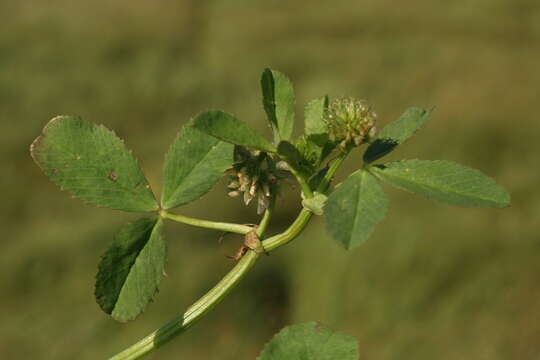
xmin=109 ymin=151 xmax=348 ymax=360
xmin=109 ymin=251 xmax=260 ymax=360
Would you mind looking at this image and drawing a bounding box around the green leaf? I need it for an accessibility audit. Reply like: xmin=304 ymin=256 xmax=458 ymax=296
xmin=95 ymin=217 xmax=166 ymax=322
xmin=161 ymin=124 xmax=233 ymax=209
xmin=370 ymin=159 xmax=510 ymax=207
xmin=325 ymin=169 xmax=388 ymax=249
xmin=364 ymin=107 xmax=431 ymax=163
xmin=30 ymin=116 xmax=158 ymax=212
xmin=304 ymin=95 xmax=329 ymax=135
xmin=261 ymin=69 xmax=295 ymax=142
xmin=192 ymin=110 xmax=276 ymax=152
xmin=302 ymin=192 xmax=328 ymax=215
xmin=258 ymin=322 xmax=359 ymax=360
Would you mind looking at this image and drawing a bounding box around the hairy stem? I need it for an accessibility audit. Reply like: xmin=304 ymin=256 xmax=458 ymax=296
xmin=160 ymin=210 xmax=253 ymax=235
xmin=110 ymin=154 xmax=348 ymax=359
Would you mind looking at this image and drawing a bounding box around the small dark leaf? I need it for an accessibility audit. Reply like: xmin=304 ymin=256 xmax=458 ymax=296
xmin=364 ymin=107 xmax=430 ymax=163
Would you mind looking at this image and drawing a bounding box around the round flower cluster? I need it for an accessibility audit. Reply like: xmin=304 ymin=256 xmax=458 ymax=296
xmin=226 ymin=146 xmax=287 ymax=214
xmin=324 ymin=97 xmax=377 ymax=150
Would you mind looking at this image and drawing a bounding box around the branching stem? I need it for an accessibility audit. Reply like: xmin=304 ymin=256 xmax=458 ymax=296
xmin=256 ymin=193 xmax=275 ymax=237
xmin=110 ymin=153 xmax=348 ymax=360
xmin=109 ymin=250 xmax=260 ymax=360
xmin=160 ymin=210 xmax=253 ymax=235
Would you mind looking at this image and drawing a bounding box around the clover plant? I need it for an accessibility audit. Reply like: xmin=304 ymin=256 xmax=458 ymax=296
xmin=31 ymin=69 xmax=510 ymax=359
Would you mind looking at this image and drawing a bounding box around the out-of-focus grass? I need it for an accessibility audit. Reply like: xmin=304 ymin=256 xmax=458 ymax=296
xmin=1 ymin=1 xmax=539 ymax=359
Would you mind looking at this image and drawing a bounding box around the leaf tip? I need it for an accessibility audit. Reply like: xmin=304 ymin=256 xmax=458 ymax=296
xmin=31 ymin=115 xmax=76 ymax=166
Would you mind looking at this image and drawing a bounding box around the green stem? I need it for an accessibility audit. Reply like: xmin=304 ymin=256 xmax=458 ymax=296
xmin=256 ymin=193 xmax=275 ymax=237
xmin=264 ymin=151 xmax=348 ymax=251
xmin=109 ymin=251 xmax=260 ymax=360
xmin=160 ymin=210 xmax=253 ymax=235
xmin=262 ymin=209 xmax=311 ymax=251
xmin=316 ymin=150 xmax=349 ymax=193
xmin=110 ymin=154 xmax=348 ymax=359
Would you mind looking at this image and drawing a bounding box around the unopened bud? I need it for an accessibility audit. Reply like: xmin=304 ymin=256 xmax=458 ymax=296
xmin=276 ymin=161 xmax=290 ymax=171
xmin=228 ymin=181 xmax=240 ymax=189
xmin=262 ymin=183 xmax=271 ymax=197
xmin=257 ymin=193 xmax=269 ymax=214
xmin=249 ymin=175 xmax=259 ymax=196
xmin=244 ymin=191 xmax=254 ymax=205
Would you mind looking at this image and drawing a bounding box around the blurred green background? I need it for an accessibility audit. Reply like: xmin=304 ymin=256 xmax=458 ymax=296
xmin=2 ymin=0 xmax=539 ymax=359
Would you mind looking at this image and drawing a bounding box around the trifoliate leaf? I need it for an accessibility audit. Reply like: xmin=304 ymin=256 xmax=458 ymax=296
xmin=161 ymin=124 xmax=233 ymax=209
xmin=192 ymin=110 xmax=276 ymax=152
xmin=30 ymin=116 xmax=158 ymax=212
xmin=258 ymin=322 xmax=359 ymax=360
xmin=261 ymin=69 xmax=295 ymax=142
xmin=364 ymin=107 xmax=430 ymax=163
xmin=370 ymin=159 xmax=510 ymax=207
xmin=325 ymin=169 xmax=388 ymax=249
xmin=95 ymin=217 xmax=166 ymax=322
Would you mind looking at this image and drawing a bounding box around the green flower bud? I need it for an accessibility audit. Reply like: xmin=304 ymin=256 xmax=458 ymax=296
xmin=324 ymin=97 xmax=377 ymax=150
